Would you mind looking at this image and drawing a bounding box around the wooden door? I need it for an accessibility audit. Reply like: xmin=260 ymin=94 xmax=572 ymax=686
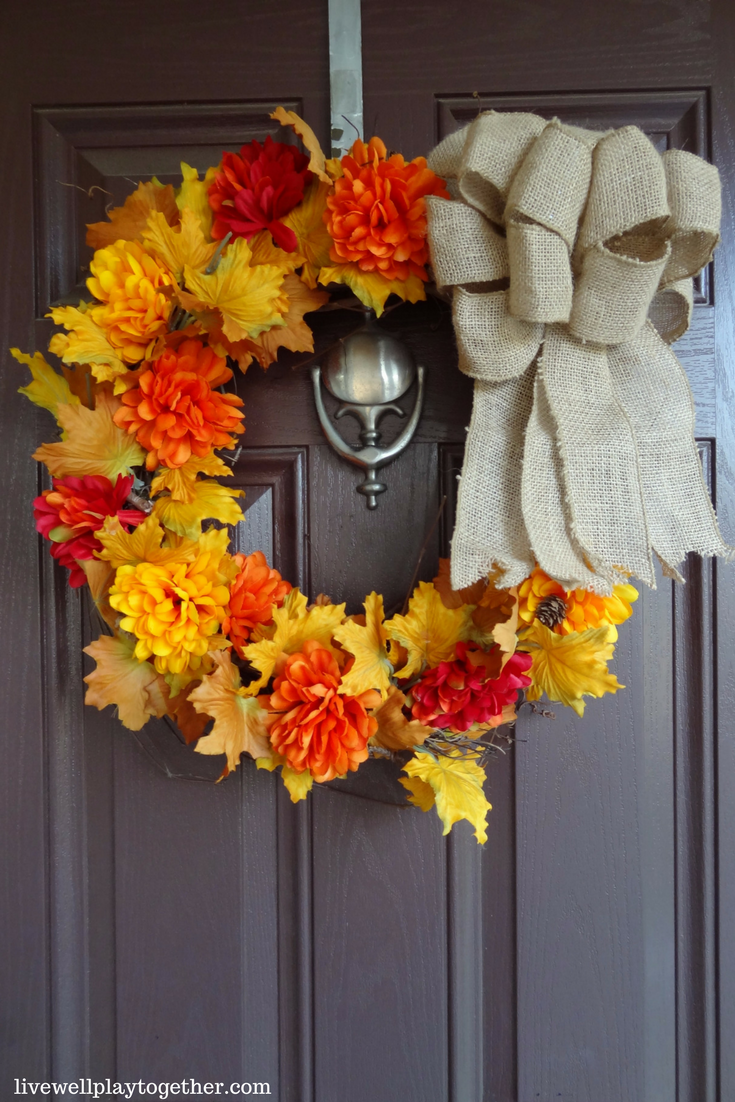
xmin=2 ymin=2 xmax=735 ymax=1100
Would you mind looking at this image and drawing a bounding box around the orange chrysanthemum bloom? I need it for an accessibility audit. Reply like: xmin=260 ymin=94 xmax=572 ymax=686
xmin=324 ymin=137 xmax=449 ymax=282
xmin=114 ymin=339 xmax=245 ymax=470
xmin=223 ymin=551 xmax=292 ymax=658
xmin=87 ymin=240 xmax=173 ymax=363
xmin=266 ymin=640 xmax=378 ymax=782
xmin=518 ymin=567 xmax=638 ymax=642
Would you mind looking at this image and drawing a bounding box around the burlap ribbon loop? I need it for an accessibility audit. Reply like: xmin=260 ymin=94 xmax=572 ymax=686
xmin=426 ymin=111 xmax=731 ymax=593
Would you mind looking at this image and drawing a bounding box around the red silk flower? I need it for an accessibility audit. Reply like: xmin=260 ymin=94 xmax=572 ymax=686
xmin=33 ymin=474 xmax=147 ymax=587
xmin=208 ymin=136 xmax=312 ymax=252
xmin=411 ymin=642 xmax=533 ymax=733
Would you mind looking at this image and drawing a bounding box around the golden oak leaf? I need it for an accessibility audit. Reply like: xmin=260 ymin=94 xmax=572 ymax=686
xmin=94 ymin=513 xmax=196 ymax=569
xmin=48 ymin=305 xmax=130 ymax=382
xmin=176 ymin=162 xmax=218 ymax=239
xmin=270 ymin=106 xmax=332 ymax=184
xmin=237 ymin=274 xmax=329 ymax=369
xmin=256 ymin=753 xmax=314 ymax=802
xmin=400 ymin=749 xmax=492 ymax=844
xmin=33 ymin=390 xmax=145 ymax=479
xmin=142 ymin=207 xmax=216 ymax=279
xmin=190 ymin=651 xmax=274 ymax=777
xmin=333 ymin=591 xmax=393 ymax=699
xmin=150 ymin=452 xmax=233 ymax=502
xmin=370 ymin=687 xmax=432 ymax=751
xmin=281 ymin=177 xmax=334 ymax=288
xmin=13 ymin=348 xmax=79 ymax=420
xmin=83 ymin=632 xmax=168 ymax=731
xmin=241 ymin=589 xmax=346 ymax=695
xmin=518 ymin=622 xmax=623 ymax=717
xmin=79 ymin=558 xmax=117 ymax=629
xmin=86 ymin=180 xmax=179 ymax=249
xmin=385 ymin=581 xmax=474 ymax=680
xmin=318 ymin=263 xmax=426 ymax=317
xmin=152 ymin=479 xmax=244 ymax=539
xmin=181 ymin=237 xmax=289 ymax=343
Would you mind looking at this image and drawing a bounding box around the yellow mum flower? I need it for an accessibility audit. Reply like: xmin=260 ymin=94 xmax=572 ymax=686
xmin=109 ymin=529 xmax=232 ymax=676
xmin=518 ymin=566 xmax=637 ymax=642
xmin=87 ymin=239 xmax=173 ymax=364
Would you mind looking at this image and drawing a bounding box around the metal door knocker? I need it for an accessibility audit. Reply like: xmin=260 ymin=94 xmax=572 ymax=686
xmin=311 ymin=311 xmax=426 ymax=508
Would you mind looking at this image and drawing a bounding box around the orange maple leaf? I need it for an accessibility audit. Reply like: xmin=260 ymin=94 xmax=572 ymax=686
xmin=33 ymin=390 xmax=145 ymax=479
xmin=370 ymin=687 xmax=432 ymax=751
xmin=86 ymin=181 xmax=180 ymax=249
xmin=83 ymin=632 xmax=168 ymax=731
xmin=189 ymin=651 xmax=275 ymax=778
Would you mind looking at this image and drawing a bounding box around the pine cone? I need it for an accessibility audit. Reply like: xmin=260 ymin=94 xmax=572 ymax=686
xmin=535 ymin=594 xmax=567 ymax=628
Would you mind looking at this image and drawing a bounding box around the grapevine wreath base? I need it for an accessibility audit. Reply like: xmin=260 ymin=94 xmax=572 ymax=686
xmin=13 ymin=107 xmax=658 ymax=842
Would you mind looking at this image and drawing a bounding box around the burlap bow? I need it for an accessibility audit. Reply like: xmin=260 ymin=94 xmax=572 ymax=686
xmin=426 ymin=112 xmax=731 ymax=593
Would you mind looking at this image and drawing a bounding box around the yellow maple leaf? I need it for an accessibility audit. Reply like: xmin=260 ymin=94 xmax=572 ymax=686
xmin=247 ymin=230 xmax=304 ymax=272
xmin=281 ymin=177 xmax=334 ymax=288
xmin=94 ymin=513 xmax=196 ymax=569
xmin=13 ymin=348 xmax=79 ymax=420
xmin=270 ymin=106 xmax=332 ymax=184
xmin=79 ymin=558 xmax=117 ymax=629
xmin=190 ymin=651 xmax=274 ymax=778
xmin=256 ymin=753 xmax=314 ymax=802
xmin=518 ymin=622 xmax=623 ymax=717
xmin=83 ymin=632 xmax=168 ymax=731
xmin=142 ymin=207 xmax=216 ymax=280
xmin=47 ymin=304 xmax=129 ymax=383
xmin=182 ymin=237 xmax=289 ymax=343
xmin=33 ymin=390 xmax=145 ymax=479
xmin=241 ymin=588 xmax=346 ymax=695
xmin=176 ymin=162 xmax=218 ymax=239
xmin=318 ymin=263 xmax=426 ymax=317
xmin=333 ymin=591 xmax=393 ymax=699
xmin=235 ymin=274 xmax=329 ymax=369
xmin=385 ymin=581 xmax=475 ymax=680
xmin=400 ymin=749 xmax=492 ymax=844
xmin=370 ymin=686 xmax=432 ymax=751
xmin=86 ymin=180 xmax=180 ymax=249
xmin=150 ymin=452 xmax=233 ymax=502
xmin=152 ymin=478 xmax=244 ymax=539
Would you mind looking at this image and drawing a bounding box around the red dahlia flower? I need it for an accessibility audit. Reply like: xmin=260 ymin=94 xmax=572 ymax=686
xmin=33 ymin=474 xmax=147 ymax=587
xmin=208 ymin=136 xmax=312 ymax=252
xmin=411 ymin=642 xmax=533 ymax=733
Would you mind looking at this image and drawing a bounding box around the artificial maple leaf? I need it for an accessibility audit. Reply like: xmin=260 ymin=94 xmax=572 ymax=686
xmin=333 ymin=591 xmax=393 ymax=699
xmin=48 ymin=305 xmax=130 ymax=383
xmin=152 ymin=479 xmax=244 ymax=539
xmin=400 ymin=749 xmax=492 ymax=844
xmin=236 ymin=274 xmax=329 ymax=369
xmin=385 ymin=581 xmax=475 ymax=680
xmin=247 ymin=231 xmax=304 ymax=272
xmin=518 ymin=622 xmax=623 ymax=717
xmin=33 ymin=390 xmax=145 ymax=480
xmin=86 ymin=180 xmax=179 ymax=249
xmin=490 ymin=587 xmax=521 ymax=662
xmin=242 ymin=588 xmax=346 ymax=695
xmin=257 ymin=753 xmax=314 ymax=802
xmin=318 ymin=263 xmax=426 ymax=317
xmin=190 ymin=651 xmax=274 ymax=778
xmin=370 ymin=687 xmax=432 ymax=751
xmin=176 ymin=162 xmax=218 ymax=239
xmin=270 ymin=106 xmax=332 ymax=184
xmin=13 ymin=348 xmax=79 ymax=420
xmin=181 ymin=237 xmax=289 ymax=343
xmin=150 ymin=452 xmax=233 ymax=501
xmin=433 ymin=557 xmax=486 ymax=609
xmin=79 ymin=558 xmax=117 ymax=629
xmin=281 ymin=177 xmax=334 ymax=288
xmin=166 ymin=681 xmax=210 ymax=744
xmin=94 ymin=513 xmax=196 ymax=569
xmin=83 ymin=632 xmax=168 ymax=731
xmin=142 ymin=207 xmax=216 ymax=280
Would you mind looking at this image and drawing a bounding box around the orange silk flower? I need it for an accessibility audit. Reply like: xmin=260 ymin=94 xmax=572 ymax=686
xmin=324 ymin=137 xmax=449 ymax=282
xmin=266 ymin=640 xmax=378 ymax=782
xmin=223 ymin=550 xmax=292 ymax=658
xmin=114 ymin=339 xmax=245 ymax=469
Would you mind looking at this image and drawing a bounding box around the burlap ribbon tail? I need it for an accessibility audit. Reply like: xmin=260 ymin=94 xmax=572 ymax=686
xmin=426 ymin=112 xmax=731 ymax=594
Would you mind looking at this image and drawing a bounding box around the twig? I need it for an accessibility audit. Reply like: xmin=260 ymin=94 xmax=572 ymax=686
xmin=400 ymin=495 xmax=447 ymax=614
xmin=57 ymin=181 xmax=113 ymax=200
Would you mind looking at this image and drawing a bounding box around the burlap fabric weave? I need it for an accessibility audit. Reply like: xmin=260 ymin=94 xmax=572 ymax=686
xmin=426 ymin=112 xmax=731 ymax=593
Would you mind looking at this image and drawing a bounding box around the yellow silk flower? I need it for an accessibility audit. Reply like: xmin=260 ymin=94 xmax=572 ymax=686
xmin=86 ymin=239 xmax=174 ymax=363
xmin=518 ymin=566 xmax=638 ymax=642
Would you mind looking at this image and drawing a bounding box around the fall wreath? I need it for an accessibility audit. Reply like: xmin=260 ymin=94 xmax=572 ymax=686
xmin=14 ymin=108 xmax=639 ymax=843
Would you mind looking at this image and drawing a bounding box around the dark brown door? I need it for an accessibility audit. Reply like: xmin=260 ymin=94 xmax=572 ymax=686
xmin=2 ymin=2 xmax=735 ymax=1100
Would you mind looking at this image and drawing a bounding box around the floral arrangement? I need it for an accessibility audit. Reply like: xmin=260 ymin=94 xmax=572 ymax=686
xmin=13 ymin=109 xmax=639 ymax=842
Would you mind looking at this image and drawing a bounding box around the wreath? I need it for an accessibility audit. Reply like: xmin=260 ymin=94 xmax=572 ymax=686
xmin=13 ymin=108 xmax=640 ymax=844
